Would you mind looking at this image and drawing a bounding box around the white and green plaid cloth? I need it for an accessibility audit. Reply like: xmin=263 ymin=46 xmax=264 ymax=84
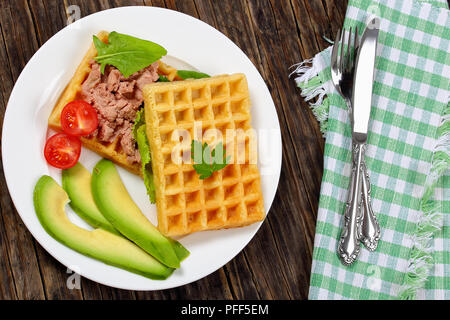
xmin=293 ymin=0 xmax=449 ymax=299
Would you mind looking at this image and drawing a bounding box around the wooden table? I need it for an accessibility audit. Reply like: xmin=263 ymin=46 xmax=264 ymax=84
xmin=0 ymin=0 xmax=347 ymax=300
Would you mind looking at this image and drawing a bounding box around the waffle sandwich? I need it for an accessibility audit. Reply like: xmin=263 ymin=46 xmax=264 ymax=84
xmin=143 ymin=74 xmax=265 ymax=236
xmin=48 ymin=31 xmax=178 ymax=175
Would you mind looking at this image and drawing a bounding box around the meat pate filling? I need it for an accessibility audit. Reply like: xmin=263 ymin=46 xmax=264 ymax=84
xmin=81 ymin=60 xmax=159 ymax=164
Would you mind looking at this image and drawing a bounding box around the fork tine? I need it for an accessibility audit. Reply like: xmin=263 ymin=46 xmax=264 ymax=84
xmin=354 ymin=26 xmax=359 ymax=62
xmin=339 ymin=28 xmax=345 ymax=73
xmin=346 ymin=27 xmax=352 ymax=72
xmin=331 ymin=28 xmax=341 ymax=69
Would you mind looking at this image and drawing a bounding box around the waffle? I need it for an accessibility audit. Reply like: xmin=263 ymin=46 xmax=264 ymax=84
xmin=143 ymin=74 xmax=265 ymax=236
xmin=48 ymin=31 xmax=178 ymax=175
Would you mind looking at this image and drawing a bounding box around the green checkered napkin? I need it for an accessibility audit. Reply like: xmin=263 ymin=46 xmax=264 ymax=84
xmin=292 ymin=0 xmax=449 ymax=299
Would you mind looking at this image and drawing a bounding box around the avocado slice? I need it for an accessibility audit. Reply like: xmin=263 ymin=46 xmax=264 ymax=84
xmin=170 ymin=238 xmax=190 ymax=262
xmin=63 ymin=162 xmax=189 ymax=261
xmin=91 ymin=159 xmax=183 ymax=268
xmin=62 ymin=163 xmax=118 ymax=235
xmin=33 ymin=175 xmax=174 ymax=280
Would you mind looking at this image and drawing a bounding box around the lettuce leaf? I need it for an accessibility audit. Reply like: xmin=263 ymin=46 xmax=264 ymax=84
xmin=133 ymin=109 xmax=155 ymax=203
xmin=132 ymin=107 xmax=145 ymax=138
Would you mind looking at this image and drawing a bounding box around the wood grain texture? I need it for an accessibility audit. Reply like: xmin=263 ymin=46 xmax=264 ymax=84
xmin=0 ymin=0 xmax=348 ymax=300
xmin=0 ymin=0 xmax=46 ymax=300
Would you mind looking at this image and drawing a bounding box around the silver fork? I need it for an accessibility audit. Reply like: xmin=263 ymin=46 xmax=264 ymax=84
xmin=331 ymin=27 xmax=358 ymax=113
xmin=330 ymin=27 xmax=380 ymax=265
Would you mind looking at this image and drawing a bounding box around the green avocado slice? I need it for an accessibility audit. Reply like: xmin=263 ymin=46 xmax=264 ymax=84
xmin=170 ymin=238 xmax=190 ymax=262
xmin=33 ymin=175 xmax=174 ymax=280
xmin=91 ymin=159 xmax=183 ymax=268
xmin=63 ymin=162 xmax=188 ymax=262
xmin=62 ymin=163 xmax=118 ymax=235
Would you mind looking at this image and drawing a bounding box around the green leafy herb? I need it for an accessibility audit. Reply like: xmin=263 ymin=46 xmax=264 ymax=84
xmin=191 ymin=140 xmax=230 ymax=179
xmin=132 ymin=107 xmax=145 ymax=137
xmin=133 ymin=109 xmax=156 ymax=203
xmin=93 ymin=31 xmax=167 ymax=78
xmin=177 ymin=70 xmax=210 ymax=80
xmin=157 ymin=75 xmax=170 ymax=82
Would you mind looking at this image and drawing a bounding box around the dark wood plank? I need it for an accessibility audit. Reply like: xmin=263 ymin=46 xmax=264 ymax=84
xmin=0 ymin=0 xmax=17 ymax=301
xmin=169 ymin=0 xmax=197 ymax=15
xmin=62 ymin=0 xmax=112 ymax=16
xmin=320 ymin=0 xmax=348 ymax=39
xmin=220 ymin=251 xmax=260 ymax=300
xmin=28 ymin=0 xmax=67 ymax=44
xmin=0 ymin=0 xmax=46 ymax=300
xmin=79 ymin=278 xmax=104 ymax=300
xmin=192 ymin=0 xmax=219 ymax=28
xmin=322 ymin=0 xmax=347 ymax=34
xmin=0 ymin=1 xmax=40 ymax=79
xmin=0 ymin=214 xmax=16 ymax=299
xmin=143 ymin=0 xmax=165 ymax=8
xmin=299 ymin=0 xmax=336 ymax=52
xmin=98 ymin=286 xmax=137 ymax=300
xmin=34 ymin=245 xmax=83 ymax=299
xmin=108 ymin=0 xmax=145 ymax=7
xmin=0 ymin=59 xmax=17 ymax=299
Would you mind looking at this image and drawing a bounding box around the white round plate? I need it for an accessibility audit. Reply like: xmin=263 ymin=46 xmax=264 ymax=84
xmin=2 ymin=6 xmax=282 ymax=291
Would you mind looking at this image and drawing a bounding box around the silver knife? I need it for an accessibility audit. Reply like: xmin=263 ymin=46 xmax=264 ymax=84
xmin=338 ymin=17 xmax=380 ymax=265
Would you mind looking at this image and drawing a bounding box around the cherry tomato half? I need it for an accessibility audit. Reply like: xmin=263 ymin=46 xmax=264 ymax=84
xmin=61 ymin=100 xmax=98 ymax=136
xmin=44 ymin=133 xmax=81 ymax=169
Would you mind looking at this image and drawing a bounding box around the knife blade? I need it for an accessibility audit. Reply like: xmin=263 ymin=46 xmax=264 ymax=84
xmin=351 ymin=17 xmax=379 ymax=143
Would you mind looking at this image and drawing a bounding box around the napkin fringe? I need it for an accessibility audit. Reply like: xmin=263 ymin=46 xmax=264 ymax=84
xmin=290 ymin=57 xmax=329 ymax=134
xmin=399 ymin=104 xmax=449 ymax=300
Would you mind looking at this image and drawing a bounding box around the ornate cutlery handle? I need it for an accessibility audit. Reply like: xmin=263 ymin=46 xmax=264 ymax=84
xmin=359 ymin=161 xmax=380 ymax=251
xmin=338 ymin=143 xmax=364 ymax=265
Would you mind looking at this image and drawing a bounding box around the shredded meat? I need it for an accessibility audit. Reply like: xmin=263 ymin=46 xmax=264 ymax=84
xmin=81 ymin=61 xmax=159 ymax=164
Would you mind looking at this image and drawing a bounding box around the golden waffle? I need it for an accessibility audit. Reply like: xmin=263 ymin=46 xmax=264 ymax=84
xmin=48 ymin=31 xmax=178 ymax=175
xmin=143 ymin=74 xmax=265 ymax=236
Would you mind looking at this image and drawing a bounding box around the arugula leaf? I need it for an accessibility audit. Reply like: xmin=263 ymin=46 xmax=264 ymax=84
xmin=133 ymin=109 xmax=156 ymax=203
xmin=191 ymin=140 xmax=229 ymax=179
xmin=93 ymin=31 xmax=167 ymax=78
xmin=157 ymin=75 xmax=170 ymax=82
xmin=177 ymin=70 xmax=210 ymax=80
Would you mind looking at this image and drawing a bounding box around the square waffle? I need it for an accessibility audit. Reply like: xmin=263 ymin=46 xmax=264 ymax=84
xmin=143 ymin=74 xmax=265 ymax=236
xmin=48 ymin=31 xmax=178 ymax=175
